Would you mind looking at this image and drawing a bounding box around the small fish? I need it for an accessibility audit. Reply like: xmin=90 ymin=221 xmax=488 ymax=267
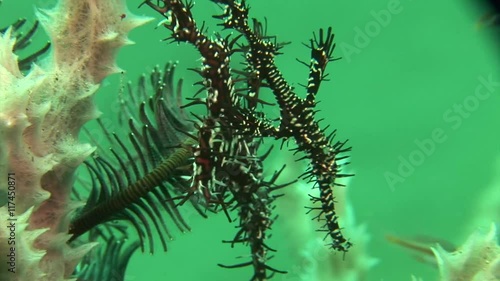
xmin=388 ymin=223 xmax=500 ymax=255
xmin=386 ymin=234 xmax=457 ymax=267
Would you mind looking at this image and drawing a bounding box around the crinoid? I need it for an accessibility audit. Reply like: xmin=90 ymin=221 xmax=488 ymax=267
xmin=69 ymin=62 xmax=204 ymax=255
xmin=0 ymin=1 xmax=50 ymax=71
xmin=69 ymin=62 xmax=205 ymax=281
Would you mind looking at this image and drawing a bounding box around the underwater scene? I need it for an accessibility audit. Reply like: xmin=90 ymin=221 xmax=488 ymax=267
xmin=0 ymin=0 xmax=499 ymax=280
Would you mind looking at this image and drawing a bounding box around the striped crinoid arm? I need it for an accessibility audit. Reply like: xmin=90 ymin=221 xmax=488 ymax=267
xmin=69 ymin=63 xmax=201 ymax=254
xmin=212 ymin=0 xmax=353 ymax=253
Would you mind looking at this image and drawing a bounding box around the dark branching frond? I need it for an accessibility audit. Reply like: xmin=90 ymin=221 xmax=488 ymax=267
xmin=72 ymin=224 xmax=139 ymax=281
xmin=142 ymin=0 xmax=353 ymax=279
xmin=70 ymin=62 xmax=203 ymax=254
xmin=0 ymin=3 xmax=50 ymax=71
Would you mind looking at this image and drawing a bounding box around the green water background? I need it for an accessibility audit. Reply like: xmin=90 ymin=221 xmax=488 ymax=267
xmin=2 ymin=0 xmax=499 ymax=280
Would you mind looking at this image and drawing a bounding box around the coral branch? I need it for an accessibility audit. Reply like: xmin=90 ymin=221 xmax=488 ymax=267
xmin=0 ymin=1 xmax=151 ymax=280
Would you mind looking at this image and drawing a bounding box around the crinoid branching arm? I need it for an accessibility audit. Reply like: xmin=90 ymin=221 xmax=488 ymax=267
xmin=69 ymin=63 xmax=201 ymax=254
xmin=0 ymin=2 xmax=51 ymax=71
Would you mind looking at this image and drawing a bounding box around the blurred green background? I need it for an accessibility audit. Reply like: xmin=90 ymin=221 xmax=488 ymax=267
xmin=2 ymin=0 xmax=499 ymax=280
